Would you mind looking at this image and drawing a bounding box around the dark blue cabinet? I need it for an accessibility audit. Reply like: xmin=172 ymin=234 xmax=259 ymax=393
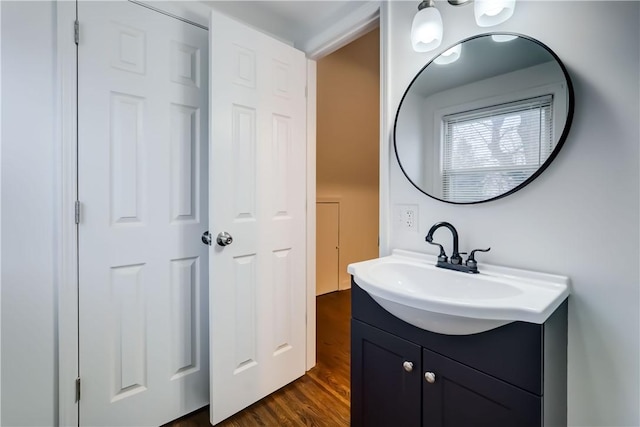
xmin=351 ymin=280 xmax=567 ymax=427
xmin=351 ymin=320 xmax=422 ymax=427
xmin=422 ymin=347 xmax=541 ymax=427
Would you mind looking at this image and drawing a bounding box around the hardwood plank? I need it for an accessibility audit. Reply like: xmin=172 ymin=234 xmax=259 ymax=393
xmin=166 ymin=290 xmax=351 ymax=427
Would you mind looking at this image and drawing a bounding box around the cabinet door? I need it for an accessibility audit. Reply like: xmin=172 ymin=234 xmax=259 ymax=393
xmin=352 ymin=320 xmax=422 ymax=427
xmin=422 ymin=348 xmax=542 ymax=427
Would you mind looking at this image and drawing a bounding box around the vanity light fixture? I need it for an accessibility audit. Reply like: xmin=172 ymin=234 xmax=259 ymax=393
xmin=433 ymin=44 xmax=462 ymax=64
xmin=411 ymin=0 xmax=444 ymax=52
xmin=411 ymin=0 xmax=517 ymax=52
xmin=474 ymin=0 xmax=516 ymax=27
xmin=491 ymin=34 xmax=518 ymax=42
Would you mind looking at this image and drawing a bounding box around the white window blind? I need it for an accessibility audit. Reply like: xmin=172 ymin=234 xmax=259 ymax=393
xmin=442 ymin=95 xmax=554 ymax=203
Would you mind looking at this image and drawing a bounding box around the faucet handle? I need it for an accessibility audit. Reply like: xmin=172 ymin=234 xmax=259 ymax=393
xmin=451 ymin=252 xmax=465 ymax=265
xmin=466 ymin=248 xmax=491 ymax=267
xmin=426 ymin=241 xmax=448 ymax=263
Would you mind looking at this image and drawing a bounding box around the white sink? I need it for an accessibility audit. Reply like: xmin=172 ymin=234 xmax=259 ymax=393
xmin=347 ymin=249 xmax=570 ymax=335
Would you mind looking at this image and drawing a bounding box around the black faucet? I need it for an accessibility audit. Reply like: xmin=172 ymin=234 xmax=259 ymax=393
xmin=425 ymin=222 xmax=462 ymax=265
xmin=425 ymin=221 xmax=490 ymax=274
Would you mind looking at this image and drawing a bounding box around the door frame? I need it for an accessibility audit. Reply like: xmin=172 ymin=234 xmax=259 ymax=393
xmin=57 ymin=1 xmax=386 ymax=424
xmin=57 ymin=2 xmax=79 ymax=425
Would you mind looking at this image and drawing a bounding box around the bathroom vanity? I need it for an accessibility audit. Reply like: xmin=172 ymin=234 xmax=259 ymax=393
xmin=349 ymin=251 xmax=569 ymax=427
xmin=351 ymin=283 xmax=567 ymax=426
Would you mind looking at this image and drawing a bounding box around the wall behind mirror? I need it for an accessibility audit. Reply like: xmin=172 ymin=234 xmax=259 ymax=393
xmin=394 ymin=33 xmax=573 ymax=204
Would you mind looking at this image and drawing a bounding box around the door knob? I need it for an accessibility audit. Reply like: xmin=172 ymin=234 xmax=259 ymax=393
xmin=201 ymin=231 xmax=212 ymax=246
xmin=216 ymin=232 xmax=233 ymax=247
xmin=403 ymin=361 xmax=414 ymax=372
xmin=424 ymin=372 xmax=436 ymax=383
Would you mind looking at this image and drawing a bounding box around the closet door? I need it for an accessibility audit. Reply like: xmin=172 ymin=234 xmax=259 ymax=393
xmin=77 ymin=2 xmax=209 ymax=425
xmin=316 ymin=202 xmax=340 ymax=295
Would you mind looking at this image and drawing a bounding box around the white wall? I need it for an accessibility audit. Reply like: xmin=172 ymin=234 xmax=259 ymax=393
xmin=383 ymin=1 xmax=639 ymax=425
xmin=1 ymin=2 xmax=58 ymax=425
xmin=394 ymin=91 xmax=425 ymax=189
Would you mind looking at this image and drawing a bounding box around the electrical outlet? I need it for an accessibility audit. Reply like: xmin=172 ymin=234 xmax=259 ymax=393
xmin=396 ymin=204 xmax=419 ymax=232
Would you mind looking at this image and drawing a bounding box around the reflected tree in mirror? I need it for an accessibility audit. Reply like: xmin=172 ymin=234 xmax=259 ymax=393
xmin=394 ymin=33 xmax=574 ymax=204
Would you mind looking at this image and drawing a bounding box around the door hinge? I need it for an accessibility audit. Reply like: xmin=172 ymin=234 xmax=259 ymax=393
xmin=75 ymin=377 xmax=81 ymax=402
xmin=74 ymin=201 xmax=81 ymax=224
xmin=74 ymin=20 xmax=79 ymax=45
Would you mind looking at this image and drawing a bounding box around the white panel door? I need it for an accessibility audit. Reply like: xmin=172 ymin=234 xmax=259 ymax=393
xmin=209 ymin=11 xmax=307 ymax=425
xmin=78 ymin=2 xmax=209 ymax=425
xmin=316 ymin=202 xmax=340 ymax=295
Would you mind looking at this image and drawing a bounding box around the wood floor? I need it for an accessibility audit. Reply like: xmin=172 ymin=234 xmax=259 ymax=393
xmin=167 ymin=290 xmax=351 ymax=427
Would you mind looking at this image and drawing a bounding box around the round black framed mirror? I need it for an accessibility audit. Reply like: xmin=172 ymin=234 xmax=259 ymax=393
xmin=394 ymin=33 xmax=574 ymax=204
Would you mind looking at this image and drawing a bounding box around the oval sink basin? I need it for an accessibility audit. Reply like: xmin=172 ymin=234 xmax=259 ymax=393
xmin=347 ymin=249 xmax=570 ymax=335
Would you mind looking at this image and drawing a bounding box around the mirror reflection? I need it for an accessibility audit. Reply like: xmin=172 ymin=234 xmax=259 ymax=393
xmin=394 ymin=33 xmax=573 ymax=204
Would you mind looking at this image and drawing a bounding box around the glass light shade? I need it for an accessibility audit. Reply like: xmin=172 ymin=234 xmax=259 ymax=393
xmin=434 ymin=44 xmax=462 ymax=65
xmin=491 ymin=34 xmax=518 ymax=42
xmin=411 ymin=6 xmax=443 ymax=52
xmin=474 ymin=0 xmax=516 ymax=27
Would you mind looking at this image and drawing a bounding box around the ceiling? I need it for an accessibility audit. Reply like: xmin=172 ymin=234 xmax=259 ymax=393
xmin=412 ymin=35 xmax=558 ymax=98
xmin=202 ymin=1 xmax=370 ymax=49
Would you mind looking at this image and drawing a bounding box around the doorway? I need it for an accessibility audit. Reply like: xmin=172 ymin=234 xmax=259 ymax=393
xmin=314 ymin=23 xmax=381 ymax=422
xmin=315 ymin=27 xmax=380 ymax=295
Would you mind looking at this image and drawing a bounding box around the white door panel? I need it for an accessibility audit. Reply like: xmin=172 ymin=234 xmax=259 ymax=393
xmin=78 ymin=2 xmax=209 ymax=425
xmin=209 ymin=11 xmax=307 ymax=425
